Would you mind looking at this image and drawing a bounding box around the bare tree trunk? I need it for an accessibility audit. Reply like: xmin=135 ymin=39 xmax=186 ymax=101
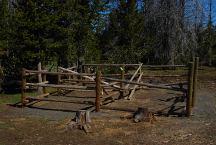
xmin=208 ymin=0 xmax=213 ymax=66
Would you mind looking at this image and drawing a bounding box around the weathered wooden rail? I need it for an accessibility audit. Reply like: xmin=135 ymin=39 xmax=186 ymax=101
xmin=21 ymin=58 xmax=199 ymax=117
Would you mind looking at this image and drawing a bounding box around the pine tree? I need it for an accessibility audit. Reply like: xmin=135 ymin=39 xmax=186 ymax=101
xmin=101 ymin=0 xmax=145 ymax=63
xmin=0 ymin=0 xmax=9 ymax=58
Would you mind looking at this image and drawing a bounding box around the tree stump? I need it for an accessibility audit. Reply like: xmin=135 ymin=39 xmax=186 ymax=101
xmin=67 ymin=110 xmax=92 ymax=133
xmin=133 ymin=107 xmax=156 ymax=123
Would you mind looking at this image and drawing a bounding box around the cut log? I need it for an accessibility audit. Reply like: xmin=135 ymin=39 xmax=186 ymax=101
xmin=133 ymin=107 xmax=156 ymax=123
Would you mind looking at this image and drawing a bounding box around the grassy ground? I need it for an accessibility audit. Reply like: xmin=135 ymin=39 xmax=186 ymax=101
xmin=0 ymin=93 xmax=37 ymax=105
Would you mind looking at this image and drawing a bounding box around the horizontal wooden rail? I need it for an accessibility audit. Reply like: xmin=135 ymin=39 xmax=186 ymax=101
xmin=26 ymin=83 xmax=88 ymax=89
xmin=163 ymin=82 xmax=188 ymax=86
xmin=60 ymin=79 xmax=95 ymax=83
xmin=83 ymin=64 xmax=186 ymax=68
xmin=26 ymin=97 xmax=94 ymax=105
xmin=25 ymin=70 xmax=95 ymax=76
xmin=66 ymin=66 xmax=77 ymax=70
xmin=101 ymin=82 xmax=119 ymax=87
xmin=142 ymin=65 xmax=186 ymax=68
xmin=83 ymin=64 xmax=140 ymax=67
xmin=102 ymin=77 xmax=186 ymax=92
xmin=142 ymin=74 xmax=187 ymax=77
xmin=59 ymin=67 xmax=121 ymax=89
xmin=102 ymin=74 xmax=132 ymax=77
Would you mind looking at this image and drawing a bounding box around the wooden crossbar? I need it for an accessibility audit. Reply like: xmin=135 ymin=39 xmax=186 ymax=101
xmin=103 ymin=77 xmax=186 ymax=92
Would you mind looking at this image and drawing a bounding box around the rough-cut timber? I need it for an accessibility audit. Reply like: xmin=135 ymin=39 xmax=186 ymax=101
xmin=128 ymin=72 xmax=143 ymax=100
xmin=26 ymin=83 xmax=87 ymax=89
xmin=37 ymin=62 xmax=43 ymax=94
xmin=95 ymin=70 xmax=102 ymax=112
xmin=186 ymin=62 xmax=194 ymax=117
xmin=119 ymin=66 xmax=125 ymax=99
xmin=21 ymin=68 xmax=26 ymax=106
xmin=83 ymin=64 xmax=141 ymax=66
xmin=125 ymin=64 xmax=142 ymax=89
xmin=103 ymin=77 xmax=186 ymax=92
xmin=59 ymin=67 xmax=121 ymax=89
xmin=192 ymin=57 xmax=199 ymax=107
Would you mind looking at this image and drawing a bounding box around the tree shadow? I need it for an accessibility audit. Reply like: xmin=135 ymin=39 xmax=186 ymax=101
xmin=7 ymin=98 xmax=95 ymax=113
xmin=156 ymin=95 xmax=186 ymax=117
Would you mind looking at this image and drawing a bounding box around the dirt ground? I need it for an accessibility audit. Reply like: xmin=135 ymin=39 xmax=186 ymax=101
xmin=0 ymin=74 xmax=216 ymax=145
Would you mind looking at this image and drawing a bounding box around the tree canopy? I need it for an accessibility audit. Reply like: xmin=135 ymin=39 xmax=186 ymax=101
xmin=0 ymin=0 xmax=215 ymax=77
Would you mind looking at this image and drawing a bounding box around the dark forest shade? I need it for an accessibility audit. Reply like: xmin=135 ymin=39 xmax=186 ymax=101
xmin=0 ymin=0 xmax=215 ymax=92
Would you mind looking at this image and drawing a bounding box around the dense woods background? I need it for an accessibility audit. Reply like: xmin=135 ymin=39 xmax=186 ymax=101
xmin=0 ymin=0 xmax=216 ymax=91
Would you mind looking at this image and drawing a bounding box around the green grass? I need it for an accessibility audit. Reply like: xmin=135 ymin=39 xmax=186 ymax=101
xmin=142 ymin=66 xmax=216 ymax=77
xmin=0 ymin=122 xmax=10 ymax=129
xmin=0 ymin=92 xmax=36 ymax=105
xmin=142 ymin=68 xmax=187 ymax=75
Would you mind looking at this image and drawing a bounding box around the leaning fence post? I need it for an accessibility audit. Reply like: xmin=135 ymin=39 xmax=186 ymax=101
xmin=95 ymin=68 xmax=101 ymax=112
xmin=192 ymin=57 xmax=199 ymax=107
xmin=21 ymin=68 xmax=26 ymax=106
xmin=186 ymin=62 xmax=194 ymax=117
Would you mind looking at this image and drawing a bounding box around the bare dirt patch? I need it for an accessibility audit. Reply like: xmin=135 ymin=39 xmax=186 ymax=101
xmin=0 ymin=76 xmax=216 ymax=145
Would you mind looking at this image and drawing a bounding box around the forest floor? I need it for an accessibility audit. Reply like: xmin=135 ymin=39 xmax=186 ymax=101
xmin=0 ymin=67 xmax=216 ymax=145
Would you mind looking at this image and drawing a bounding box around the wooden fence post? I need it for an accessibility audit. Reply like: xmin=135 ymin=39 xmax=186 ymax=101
xmin=42 ymin=73 xmax=47 ymax=94
xmin=192 ymin=57 xmax=199 ymax=107
xmin=37 ymin=62 xmax=43 ymax=94
xmin=119 ymin=65 xmax=125 ymax=99
xmin=186 ymin=62 xmax=194 ymax=117
xmin=95 ymin=68 xmax=101 ymax=112
xmin=21 ymin=68 xmax=26 ymax=106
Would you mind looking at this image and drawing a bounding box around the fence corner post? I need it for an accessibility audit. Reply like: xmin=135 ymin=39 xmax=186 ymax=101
xmin=42 ymin=73 xmax=47 ymax=94
xmin=186 ymin=62 xmax=194 ymax=117
xmin=95 ymin=68 xmax=101 ymax=112
xmin=21 ymin=68 xmax=26 ymax=107
xmin=192 ymin=57 xmax=199 ymax=107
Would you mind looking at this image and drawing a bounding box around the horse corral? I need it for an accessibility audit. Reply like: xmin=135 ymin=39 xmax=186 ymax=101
xmin=20 ymin=57 xmax=199 ymax=125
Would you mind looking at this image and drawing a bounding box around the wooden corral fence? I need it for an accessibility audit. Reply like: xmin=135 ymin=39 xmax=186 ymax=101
xmin=20 ymin=57 xmax=199 ymax=117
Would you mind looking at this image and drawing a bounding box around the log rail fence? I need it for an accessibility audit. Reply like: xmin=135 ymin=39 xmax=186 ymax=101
xmin=21 ymin=57 xmax=199 ymax=117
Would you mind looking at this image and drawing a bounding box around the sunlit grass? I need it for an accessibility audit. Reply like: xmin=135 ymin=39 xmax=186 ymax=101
xmin=0 ymin=92 xmax=36 ymax=105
